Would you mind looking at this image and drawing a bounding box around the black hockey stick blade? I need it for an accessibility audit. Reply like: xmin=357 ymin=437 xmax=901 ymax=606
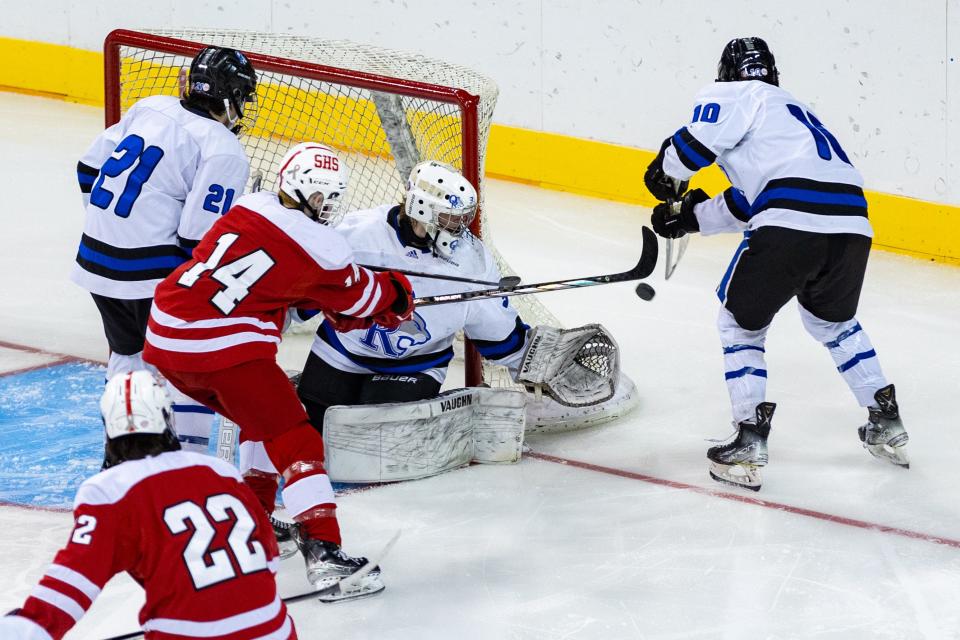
xmin=414 ymin=226 xmax=658 ymax=307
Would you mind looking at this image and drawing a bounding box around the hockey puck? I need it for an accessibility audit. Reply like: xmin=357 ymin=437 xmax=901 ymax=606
xmin=499 ymin=275 xmax=522 ymax=289
xmin=634 ymin=282 xmax=656 ymax=301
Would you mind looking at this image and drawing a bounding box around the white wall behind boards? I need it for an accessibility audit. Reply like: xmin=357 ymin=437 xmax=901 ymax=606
xmin=4 ymin=0 xmax=957 ymax=204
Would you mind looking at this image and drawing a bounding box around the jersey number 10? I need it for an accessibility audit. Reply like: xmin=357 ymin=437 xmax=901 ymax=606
xmin=786 ymin=105 xmax=851 ymax=164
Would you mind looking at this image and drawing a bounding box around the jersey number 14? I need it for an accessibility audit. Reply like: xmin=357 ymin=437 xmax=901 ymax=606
xmin=178 ymin=233 xmax=275 ymax=314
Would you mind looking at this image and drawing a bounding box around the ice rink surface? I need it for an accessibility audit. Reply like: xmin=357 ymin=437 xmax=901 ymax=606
xmin=2 ymin=91 xmax=960 ymax=639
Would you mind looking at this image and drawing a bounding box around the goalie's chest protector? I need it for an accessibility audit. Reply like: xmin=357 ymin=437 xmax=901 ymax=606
xmin=312 ymin=206 xmax=517 ymax=375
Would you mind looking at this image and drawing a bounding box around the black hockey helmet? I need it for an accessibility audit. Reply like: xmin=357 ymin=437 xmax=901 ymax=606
xmin=717 ymin=37 xmax=779 ymax=86
xmin=184 ymin=46 xmax=258 ymax=132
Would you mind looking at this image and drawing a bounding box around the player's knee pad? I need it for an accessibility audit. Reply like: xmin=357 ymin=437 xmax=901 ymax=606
xmin=798 ymin=305 xmax=857 ymax=344
xmin=717 ymin=306 xmax=769 ymax=346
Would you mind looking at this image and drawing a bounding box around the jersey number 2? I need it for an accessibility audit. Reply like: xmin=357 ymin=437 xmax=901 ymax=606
xmin=178 ymin=233 xmax=275 ymax=314
xmin=164 ymin=493 xmax=268 ymax=590
xmin=90 ymin=134 xmax=165 ymax=218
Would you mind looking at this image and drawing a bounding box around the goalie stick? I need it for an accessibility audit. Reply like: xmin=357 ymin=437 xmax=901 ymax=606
xmin=413 ymin=226 xmax=658 ymax=307
xmin=99 ymin=531 xmax=402 ymax=640
xmin=360 ymin=263 xmax=521 ymax=289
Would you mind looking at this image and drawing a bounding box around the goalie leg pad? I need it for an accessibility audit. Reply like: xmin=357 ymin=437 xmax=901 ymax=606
xmin=324 ymin=388 xmax=526 ymax=483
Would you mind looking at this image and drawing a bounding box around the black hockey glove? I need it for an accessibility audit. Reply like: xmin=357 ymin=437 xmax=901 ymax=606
xmin=650 ymin=188 xmax=709 ymax=239
xmin=644 ymin=138 xmax=689 ymax=202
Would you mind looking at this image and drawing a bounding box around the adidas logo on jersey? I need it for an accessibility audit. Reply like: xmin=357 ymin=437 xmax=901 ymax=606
xmin=406 ymin=250 xmax=419 ymax=259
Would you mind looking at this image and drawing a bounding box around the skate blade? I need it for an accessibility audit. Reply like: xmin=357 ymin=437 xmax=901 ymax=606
xmin=709 ymin=462 xmax=762 ymax=491
xmin=864 ymin=443 xmax=910 ymax=469
xmin=317 ymin=577 xmax=385 ymax=603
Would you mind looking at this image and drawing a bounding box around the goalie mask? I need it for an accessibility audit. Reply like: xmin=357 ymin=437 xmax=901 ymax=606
xmin=405 ymin=161 xmax=478 ymax=259
xmin=717 ymin=37 xmax=779 ymax=86
xmin=277 ymin=143 xmax=349 ymax=225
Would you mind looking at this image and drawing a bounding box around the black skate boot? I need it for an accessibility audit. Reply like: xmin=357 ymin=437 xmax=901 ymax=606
xmin=707 ymin=402 xmax=775 ymax=491
xmin=858 ymin=384 xmax=909 ymax=468
xmin=293 ymin=525 xmax=385 ymax=602
xmin=269 ymin=515 xmax=299 ymax=560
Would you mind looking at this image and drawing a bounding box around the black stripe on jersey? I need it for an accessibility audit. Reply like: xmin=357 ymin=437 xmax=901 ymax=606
xmin=671 ymin=127 xmax=718 ymax=171
xmin=752 ymin=177 xmax=868 ymax=218
xmin=471 ymin=317 xmax=529 ymax=360
xmin=177 ymin=234 xmax=200 ymax=252
xmin=77 ymin=161 xmax=99 ymax=194
xmin=722 ymin=187 xmax=752 ymax=223
xmin=75 ymin=234 xmax=190 ymax=282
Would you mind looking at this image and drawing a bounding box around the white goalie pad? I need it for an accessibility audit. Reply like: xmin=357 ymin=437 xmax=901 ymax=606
xmin=525 ymin=370 xmax=640 ymax=434
xmin=516 ymin=324 xmax=620 ymax=407
xmin=324 ymin=387 xmax=526 ymax=484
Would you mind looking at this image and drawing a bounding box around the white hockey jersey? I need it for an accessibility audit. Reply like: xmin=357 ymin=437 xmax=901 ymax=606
xmin=307 ymin=206 xmax=529 ymax=383
xmin=72 ymin=95 xmax=250 ymax=299
xmin=662 ymin=81 xmax=872 ymax=238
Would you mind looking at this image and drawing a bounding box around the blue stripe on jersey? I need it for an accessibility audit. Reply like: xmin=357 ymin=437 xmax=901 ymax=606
xmin=723 ymin=344 xmax=765 ymax=354
xmin=750 ymin=178 xmax=867 ymax=218
xmin=671 ymin=127 xmax=715 ymax=170
xmin=172 ymin=404 xmax=216 ymax=415
xmin=178 ymin=434 xmax=211 ymax=445
xmin=716 ymin=232 xmax=751 ymax=303
xmin=825 ymin=323 xmax=862 ymax=349
xmin=724 ymin=366 xmax=768 ymax=380
xmin=752 ymin=188 xmax=868 ymax=211
xmin=319 ymin=322 xmax=454 ymax=374
xmin=723 ymin=187 xmax=752 ymax=222
xmin=77 ymin=243 xmax=188 ymax=272
xmin=837 ymin=349 xmax=877 ymax=373
xmin=472 ymin=318 xmax=529 ymax=360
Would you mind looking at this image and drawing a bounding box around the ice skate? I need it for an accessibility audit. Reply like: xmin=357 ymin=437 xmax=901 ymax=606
xmin=293 ymin=526 xmax=385 ymax=602
xmin=707 ymin=402 xmax=775 ymax=491
xmin=269 ymin=515 xmax=300 ymax=560
xmin=858 ymin=384 xmax=909 ymax=468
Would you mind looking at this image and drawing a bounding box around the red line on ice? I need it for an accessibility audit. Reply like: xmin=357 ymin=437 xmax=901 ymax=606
xmin=0 ymin=339 xmax=103 ymax=378
xmin=527 ymin=451 xmax=960 ymax=550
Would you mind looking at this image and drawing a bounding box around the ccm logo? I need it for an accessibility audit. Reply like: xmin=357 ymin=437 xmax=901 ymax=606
xmin=314 ymin=154 xmax=339 ymax=171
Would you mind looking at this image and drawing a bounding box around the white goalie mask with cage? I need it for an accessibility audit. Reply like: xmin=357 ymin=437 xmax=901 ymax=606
xmin=100 ymin=371 xmax=176 ymax=440
xmin=404 ymin=161 xmax=478 ymax=258
xmin=278 ymin=143 xmax=349 ymax=226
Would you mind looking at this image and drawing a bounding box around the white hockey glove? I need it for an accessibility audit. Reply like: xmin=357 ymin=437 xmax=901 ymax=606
xmin=516 ymin=324 xmax=620 ymax=407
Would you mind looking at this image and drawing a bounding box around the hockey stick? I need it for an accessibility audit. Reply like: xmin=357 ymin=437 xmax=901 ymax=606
xmin=664 ymin=178 xmax=689 ymax=281
xmin=360 ymin=263 xmax=521 ymax=289
xmin=414 ymin=226 xmax=658 ymax=307
xmin=99 ymin=531 xmax=402 ymax=640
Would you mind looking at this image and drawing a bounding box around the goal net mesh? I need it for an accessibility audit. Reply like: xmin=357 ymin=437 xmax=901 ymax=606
xmin=110 ymin=30 xmax=635 ymax=428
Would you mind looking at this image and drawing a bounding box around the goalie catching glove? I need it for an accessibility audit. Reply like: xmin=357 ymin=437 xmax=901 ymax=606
xmin=516 ymin=324 xmax=621 ymax=407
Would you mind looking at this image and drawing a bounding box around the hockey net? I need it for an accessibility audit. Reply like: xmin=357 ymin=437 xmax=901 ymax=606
xmin=104 ymin=29 xmax=636 ymax=429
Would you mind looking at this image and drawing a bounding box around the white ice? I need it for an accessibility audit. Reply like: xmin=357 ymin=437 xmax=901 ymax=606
xmin=2 ymin=91 xmax=960 ymax=639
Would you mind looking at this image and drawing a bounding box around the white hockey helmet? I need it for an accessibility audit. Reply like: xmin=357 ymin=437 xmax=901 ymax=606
xmin=277 ymin=143 xmax=349 ymax=225
xmin=404 ymin=160 xmax=478 ymax=258
xmin=100 ymin=371 xmax=176 ymax=440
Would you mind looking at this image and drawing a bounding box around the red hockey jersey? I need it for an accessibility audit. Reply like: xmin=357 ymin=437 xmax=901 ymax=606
xmin=144 ymin=191 xmax=400 ymax=372
xmin=11 ymin=451 xmax=294 ymax=640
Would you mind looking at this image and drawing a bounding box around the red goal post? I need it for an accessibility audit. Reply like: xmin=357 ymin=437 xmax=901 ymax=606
xmin=103 ymin=28 xmax=498 ymax=385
